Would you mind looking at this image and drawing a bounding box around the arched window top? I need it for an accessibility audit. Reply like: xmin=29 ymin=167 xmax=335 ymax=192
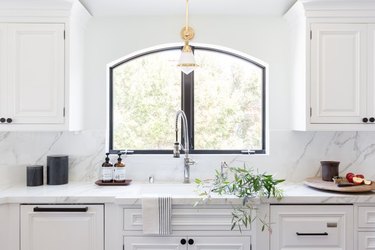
xmin=108 ymin=43 xmax=268 ymax=71
xmin=108 ymin=44 xmax=267 ymax=154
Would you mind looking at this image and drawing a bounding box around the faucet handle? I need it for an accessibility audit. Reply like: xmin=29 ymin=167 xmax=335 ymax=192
xmin=185 ymin=157 xmax=197 ymax=166
xmin=220 ymin=161 xmax=228 ymax=178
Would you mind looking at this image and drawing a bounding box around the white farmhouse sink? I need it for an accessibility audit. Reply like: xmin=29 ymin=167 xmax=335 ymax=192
xmin=139 ymin=183 xmax=198 ymax=197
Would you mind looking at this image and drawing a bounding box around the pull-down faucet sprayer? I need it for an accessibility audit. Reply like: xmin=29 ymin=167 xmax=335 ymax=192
xmin=173 ymin=110 xmax=196 ymax=183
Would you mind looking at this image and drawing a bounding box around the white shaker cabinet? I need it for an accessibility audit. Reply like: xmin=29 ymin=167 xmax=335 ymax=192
xmin=270 ymin=205 xmax=353 ymax=250
xmin=368 ymin=25 xmax=375 ymax=121
xmin=0 ymin=24 xmax=7 ymax=120
xmin=20 ymin=205 xmax=104 ymax=250
xmin=0 ymin=1 xmax=90 ymax=131
xmin=3 ymin=23 xmax=65 ymax=125
xmin=124 ymin=236 xmax=250 ymax=250
xmin=122 ymin=207 xmax=252 ymax=250
xmin=286 ymin=1 xmax=375 ymax=130
xmin=356 ymin=206 xmax=375 ymax=250
xmin=310 ymin=23 xmax=368 ymax=124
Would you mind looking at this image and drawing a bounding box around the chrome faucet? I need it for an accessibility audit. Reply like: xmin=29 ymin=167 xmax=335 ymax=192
xmin=173 ymin=110 xmax=196 ymax=183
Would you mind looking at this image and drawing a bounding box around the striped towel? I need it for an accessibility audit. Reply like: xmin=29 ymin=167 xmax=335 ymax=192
xmin=142 ymin=196 xmax=171 ymax=235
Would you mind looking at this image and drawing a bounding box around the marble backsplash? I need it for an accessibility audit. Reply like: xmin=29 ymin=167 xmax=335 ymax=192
xmin=1 ymin=130 xmax=375 ymax=186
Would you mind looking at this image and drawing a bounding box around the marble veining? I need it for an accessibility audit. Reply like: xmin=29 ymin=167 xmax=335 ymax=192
xmin=1 ymin=130 xmax=375 ymax=185
xmin=0 ymin=181 xmax=375 ymax=205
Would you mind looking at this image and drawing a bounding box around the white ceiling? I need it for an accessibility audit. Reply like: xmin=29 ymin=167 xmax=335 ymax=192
xmin=78 ymin=0 xmax=297 ymax=17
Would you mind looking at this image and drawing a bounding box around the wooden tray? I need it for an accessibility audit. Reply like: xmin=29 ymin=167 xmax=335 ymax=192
xmin=304 ymin=177 xmax=375 ymax=193
xmin=95 ymin=180 xmax=132 ymax=186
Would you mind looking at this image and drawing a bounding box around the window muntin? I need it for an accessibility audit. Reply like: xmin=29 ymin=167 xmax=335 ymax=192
xmin=109 ymin=45 xmax=266 ymax=154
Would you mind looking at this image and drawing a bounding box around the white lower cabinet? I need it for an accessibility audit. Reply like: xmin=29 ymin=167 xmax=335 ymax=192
xmin=122 ymin=207 xmax=252 ymax=250
xmin=356 ymin=206 xmax=375 ymax=250
xmin=20 ymin=204 xmax=104 ymax=250
xmin=270 ymin=205 xmax=353 ymax=250
xmin=358 ymin=232 xmax=375 ymax=250
xmin=124 ymin=236 xmax=250 ymax=250
xmin=124 ymin=237 xmax=185 ymax=250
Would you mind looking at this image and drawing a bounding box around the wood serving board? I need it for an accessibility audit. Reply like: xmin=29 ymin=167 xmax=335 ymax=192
xmin=95 ymin=180 xmax=132 ymax=186
xmin=304 ymin=177 xmax=375 ymax=193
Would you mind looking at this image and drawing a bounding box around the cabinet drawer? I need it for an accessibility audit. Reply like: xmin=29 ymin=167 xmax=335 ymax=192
xmin=21 ymin=204 xmax=104 ymax=250
xmin=270 ymin=205 xmax=353 ymax=250
xmin=358 ymin=232 xmax=375 ymax=250
xmin=123 ymin=208 xmax=250 ymax=232
xmin=358 ymin=207 xmax=375 ymax=228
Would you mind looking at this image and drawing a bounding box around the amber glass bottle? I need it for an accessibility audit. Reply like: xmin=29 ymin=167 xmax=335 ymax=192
xmin=101 ymin=153 xmax=113 ymax=183
xmin=114 ymin=153 xmax=126 ymax=183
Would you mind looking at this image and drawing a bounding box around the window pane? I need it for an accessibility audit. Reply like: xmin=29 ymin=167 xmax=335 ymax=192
xmin=112 ymin=50 xmax=181 ymax=150
xmin=194 ymin=50 xmax=263 ymax=150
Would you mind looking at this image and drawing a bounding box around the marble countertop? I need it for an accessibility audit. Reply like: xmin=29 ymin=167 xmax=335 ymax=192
xmin=0 ymin=181 xmax=375 ymax=205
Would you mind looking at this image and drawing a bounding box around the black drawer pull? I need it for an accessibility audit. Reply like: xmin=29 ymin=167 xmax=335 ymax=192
xmin=33 ymin=207 xmax=88 ymax=212
xmin=296 ymin=232 xmax=328 ymax=236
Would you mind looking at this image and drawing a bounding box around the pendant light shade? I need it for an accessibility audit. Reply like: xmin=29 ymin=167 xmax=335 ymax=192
xmin=177 ymin=44 xmax=197 ymax=75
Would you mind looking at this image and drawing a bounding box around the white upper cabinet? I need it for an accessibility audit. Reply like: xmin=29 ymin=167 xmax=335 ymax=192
xmin=0 ymin=24 xmax=7 ymax=119
xmin=0 ymin=1 xmax=90 ymax=131
xmin=310 ymin=23 xmax=367 ymax=124
xmin=286 ymin=0 xmax=375 ymax=131
xmin=368 ymin=25 xmax=375 ymax=119
xmin=6 ymin=23 xmax=65 ymax=125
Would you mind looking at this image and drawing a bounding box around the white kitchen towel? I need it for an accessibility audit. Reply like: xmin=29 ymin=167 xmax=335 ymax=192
xmin=142 ymin=196 xmax=171 ymax=235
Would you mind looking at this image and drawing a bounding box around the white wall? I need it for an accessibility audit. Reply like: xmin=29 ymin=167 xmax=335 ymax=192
xmin=1 ymin=15 xmax=375 ymax=186
xmin=84 ymin=15 xmax=291 ymax=130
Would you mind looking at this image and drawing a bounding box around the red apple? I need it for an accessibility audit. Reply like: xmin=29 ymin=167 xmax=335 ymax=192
xmin=346 ymin=173 xmax=355 ymax=183
xmin=352 ymin=177 xmax=364 ymax=185
xmin=356 ymin=174 xmax=365 ymax=179
xmin=364 ymin=180 xmax=372 ymax=185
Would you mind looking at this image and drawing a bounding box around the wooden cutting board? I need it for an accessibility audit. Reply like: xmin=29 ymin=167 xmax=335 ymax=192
xmin=304 ymin=177 xmax=375 ymax=193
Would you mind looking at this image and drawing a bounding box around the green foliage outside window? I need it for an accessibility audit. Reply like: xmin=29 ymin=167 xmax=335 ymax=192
xmin=111 ymin=47 xmax=265 ymax=152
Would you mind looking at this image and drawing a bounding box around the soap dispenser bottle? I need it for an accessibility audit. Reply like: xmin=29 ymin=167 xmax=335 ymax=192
xmin=114 ymin=153 xmax=126 ymax=183
xmin=101 ymin=153 xmax=114 ymax=183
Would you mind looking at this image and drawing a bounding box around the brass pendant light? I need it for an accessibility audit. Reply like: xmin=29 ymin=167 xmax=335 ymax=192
xmin=177 ymin=0 xmax=198 ymax=75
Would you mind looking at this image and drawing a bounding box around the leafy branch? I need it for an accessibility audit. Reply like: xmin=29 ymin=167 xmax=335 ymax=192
xmin=195 ymin=164 xmax=284 ymax=232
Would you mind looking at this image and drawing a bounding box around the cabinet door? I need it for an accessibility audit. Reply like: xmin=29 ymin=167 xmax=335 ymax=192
xmin=20 ymin=205 xmax=104 ymax=250
xmin=187 ymin=237 xmax=251 ymax=250
xmin=358 ymin=232 xmax=375 ymax=250
xmin=368 ymin=24 xmax=375 ymax=119
xmin=270 ymin=205 xmax=353 ymax=250
xmin=0 ymin=24 xmax=7 ymax=118
xmin=310 ymin=23 xmax=367 ymax=124
xmin=124 ymin=236 xmax=187 ymax=250
xmin=7 ymin=23 xmax=65 ymax=124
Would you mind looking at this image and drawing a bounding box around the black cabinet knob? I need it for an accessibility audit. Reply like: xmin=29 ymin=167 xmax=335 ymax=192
xmin=370 ymin=117 xmax=375 ymax=123
xmin=180 ymin=239 xmax=186 ymax=245
xmin=363 ymin=117 xmax=369 ymax=123
xmin=188 ymin=239 xmax=194 ymax=245
xmin=0 ymin=118 xmax=5 ymax=123
xmin=6 ymin=118 xmax=12 ymax=123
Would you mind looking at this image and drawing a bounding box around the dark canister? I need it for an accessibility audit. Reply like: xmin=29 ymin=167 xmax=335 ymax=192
xmin=26 ymin=165 xmax=43 ymax=186
xmin=321 ymin=161 xmax=340 ymax=181
xmin=47 ymin=155 xmax=69 ymax=185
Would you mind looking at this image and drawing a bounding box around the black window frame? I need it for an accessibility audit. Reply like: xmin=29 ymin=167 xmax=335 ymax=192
xmin=109 ymin=45 xmax=266 ymax=155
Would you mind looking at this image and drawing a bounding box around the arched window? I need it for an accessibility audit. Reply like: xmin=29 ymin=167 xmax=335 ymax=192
xmin=108 ymin=45 xmax=267 ymax=154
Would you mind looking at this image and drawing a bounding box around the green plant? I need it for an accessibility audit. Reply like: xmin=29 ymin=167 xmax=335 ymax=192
xmin=195 ymin=164 xmax=284 ymax=232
